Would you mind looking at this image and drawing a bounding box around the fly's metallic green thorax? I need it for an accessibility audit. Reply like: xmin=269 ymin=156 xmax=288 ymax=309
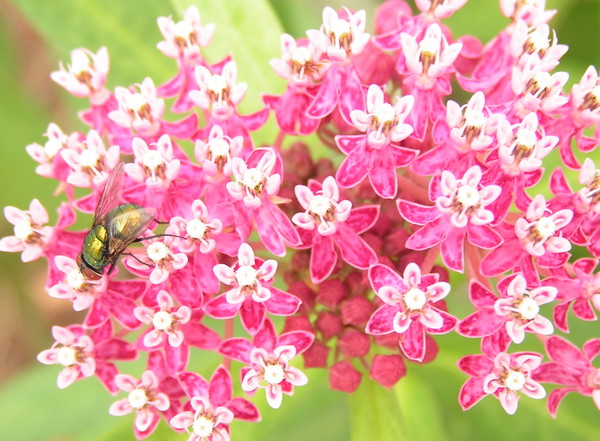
xmin=81 ymin=224 xmax=109 ymax=271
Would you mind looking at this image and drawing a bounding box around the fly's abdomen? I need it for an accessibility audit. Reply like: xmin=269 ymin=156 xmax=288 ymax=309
xmin=107 ymin=203 xmax=146 ymax=239
xmin=81 ymin=224 xmax=109 ymax=271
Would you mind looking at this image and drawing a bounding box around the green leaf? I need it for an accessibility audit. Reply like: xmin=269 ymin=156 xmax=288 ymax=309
xmin=348 ymin=377 xmax=408 ymax=441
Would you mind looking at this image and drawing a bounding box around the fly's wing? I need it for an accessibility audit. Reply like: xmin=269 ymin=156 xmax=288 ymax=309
xmin=93 ymin=162 xmax=125 ymax=227
xmin=106 ymin=207 xmax=155 ymax=258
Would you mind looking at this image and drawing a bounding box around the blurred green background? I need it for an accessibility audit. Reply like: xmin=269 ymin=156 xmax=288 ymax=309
xmin=0 ymin=0 xmax=599 ymax=440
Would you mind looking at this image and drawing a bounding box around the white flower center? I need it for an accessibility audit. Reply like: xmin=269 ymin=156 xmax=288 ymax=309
xmin=174 ymin=21 xmax=193 ymax=39
xmin=66 ymin=268 xmax=86 ymax=290
xmin=207 ymin=74 xmax=227 ymax=94
xmin=186 ymin=218 xmax=208 ymax=240
xmin=147 ymin=242 xmax=169 ymax=262
xmin=373 ymin=103 xmax=396 ymax=125
xmin=589 ymin=85 xmax=600 ymax=103
xmin=517 ymin=296 xmax=540 ymax=320
xmin=126 ymin=93 xmax=147 ymax=112
xmin=292 ymin=46 xmax=311 ymax=65
xmin=464 ymin=108 xmax=485 ymax=129
xmin=264 ymin=363 xmax=286 ymax=385
xmin=236 ymin=265 xmax=257 ymax=287
xmin=128 ymin=388 xmax=148 ymax=410
xmin=70 ymin=50 xmax=91 ymax=75
xmin=504 ymin=370 xmax=526 ymax=391
xmin=152 ymin=310 xmax=174 ymax=331
xmin=209 ymin=138 xmax=230 ymax=158
xmin=533 ymin=217 xmax=556 ymax=239
xmin=192 ymin=416 xmax=216 ymax=437
xmin=242 ymin=168 xmax=264 ymax=190
xmin=456 ymin=185 xmax=481 ymax=208
xmin=309 ymin=195 xmax=333 ymax=217
xmin=515 ymin=128 xmax=536 ymax=150
xmin=14 ymin=220 xmax=34 ymax=241
xmin=329 ymin=19 xmax=350 ymax=38
xmin=419 ymin=37 xmax=439 ymax=57
xmin=531 ymin=71 xmax=551 ymax=93
xmin=142 ymin=150 xmax=164 ymax=170
xmin=404 ymin=287 xmax=427 ymax=311
xmin=527 ymin=31 xmax=549 ymax=52
xmin=57 ymin=346 xmax=77 ymax=366
xmin=80 ymin=149 xmax=100 ymax=169
xmin=44 ymin=140 xmax=63 ymax=159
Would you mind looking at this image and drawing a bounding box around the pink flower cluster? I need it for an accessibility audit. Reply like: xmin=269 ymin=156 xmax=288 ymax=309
xmin=3 ymin=0 xmax=600 ymax=438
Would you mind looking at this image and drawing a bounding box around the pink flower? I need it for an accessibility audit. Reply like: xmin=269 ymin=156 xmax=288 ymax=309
xmin=0 ymin=199 xmax=54 ymax=262
xmin=205 ymin=243 xmax=301 ymax=334
xmin=61 ymin=129 xmax=121 ymax=188
xmin=194 ymin=125 xmax=243 ymax=180
xmin=292 ymin=177 xmax=378 ymax=283
xmin=398 ymin=165 xmax=502 ymax=272
xmin=335 ymin=84 xmax=417 ymax=198
xmin=571 ymin=65 xmax=600 ymax=126
xmin=134 ymin=290 xmax=192 ymax=347
xmin=509 ymin=21 xmax=567 ymax=72
xmin=110 ymin=78 xmax=165 ymax=137
xmin=415 ymin=0 xmax=467 ymax=19
xmin=171 ymin=366 xmax=260 ymax=441
xmin=458 ymin=347 xmax=546 ymax=415
xmin=219 ymin=319 xmax=313 ymax=409
xmin=37 ymin=321 xmax=137 ymax=393
xmin=533 ymin=336 xmax=600 ymax=416
xmin=190 ymin=61 xmax=247 ymax=118
xmin=500 ymin=0 xmax=556 ymax=27
xmin=270 ymin=34 xmax=328 ymax=87
xmin=307 ymin=7 xmax=370 ymax=63
xmin=366 ymin=262 xmax=456 ymax=361
xmin=126 ymin=236 xmax=188 ymax=285
xmin=26 ymin=123 xmax=75 ymax=179
xmin=226 ymin=148 xmax=301 ymax=256
xmin=50 ymin=46 xmax=110 ymax=105
xmin=109 ymin=371 xmax=170 ymax=439
xmin=458 ymin=274 xmax=556 ymax=344
xmin=124 ymin=135 xmax=181 ymax=189
xmin=157 ymin=6 xmax=215 ymax=61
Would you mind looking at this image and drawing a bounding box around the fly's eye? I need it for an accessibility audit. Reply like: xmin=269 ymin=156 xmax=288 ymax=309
xmin=76 ymin=254 xmax=103 ymax=280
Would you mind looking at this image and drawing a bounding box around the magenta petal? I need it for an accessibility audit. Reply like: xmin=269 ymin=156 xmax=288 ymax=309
xmin=345 ymin=205 xmax=380 ymax=234
xmin=307 ymin=64 xmax=341 ymax=119
xmin=390 ymin=145 xmax=418 ymax=167
xmin=397 ymin=200 xmax=440 ymax=225
xmin=239 ymin=300 xmax=266 ymax=335
xmin=369 ymin=146 xmax=397 ymax=199
xmin=178 ymin=371 xmax=209 ymax=399
xmin=480 ymin=244 xmax=519 ymax=277
xmin=164 ymin=342 xmax=189 ymax=373
xmin=459 ymin=377 xmax=487 ymax=410
xmin=253 ymin=318 xmax=277 ymax=351
xmin=255 ymin=206 xmax=286 ymax=257
xmin=369 ymin=264 xmax=407 ymax=293
xmin=265 ymin=287 xmax=301 ymax=316
xmin=84 ymin=302 xmax=109 ymax=329
xmin=338 ymin=65 xmax=365 ymax=125
xmin=458 ymin=309 xmax=505 ymax=337
xmin=533 ymin=362 xmax=579 ymax=384
xmin=194 ymin=251 xmax=220 ymax=294
xmin=583 ymin=340 xmax=600 ymax=364
xmin=332 ymin=226 xmax=377 ymax=269
xmin=267 ymin=204 xmax=301 ymax=247
xmin=553 ymin=301 xmax=571 ymax=333
xmin=219 ymin=338 xmax=253 ymax=363
xmin=105 ymin=293 xmax=139 ymax=330
xmin=547 ymin=388 xmax=574 ymax=418
xmin=467 ymin=224 xmax=503 ymax=249
xmin=204 ymin=293 xmax=240 ymax=319
xmin=335 ymin=135 xmax=364 ymax=155
xmin=427 ymin=308 xmax=457 ymax=334
xmin=469 ymin=280 xmax=498 ymax=307
xmin=310 ymin=235 xmax=337 ymax=284
xmin=180 ymin=321 xmax=221 ymax=350
xmin=405 ymin=217 xmax=447 ymax=250
xmin=278 ymin=330 xmax=314 ymax=355
xmin=365 ymin=305 xmax=397 ymax=335
xmin=400 ymin=321 xmax=425 ymax=361
xmin=209 ymin=366 xmax=233 ymax=406
xmin=545 ymin=336 xmax=586 ymax=368
xmin=228 ymin=397 xmax=261 ymax=422
xmin=573 ymin=299 xmax=596 ymax=321
xmin=335 ymin=139 xmax=370 ymax=188
xmin=440 ymin=228 xmax=466 ymax=272
xmin=458 ymin=354 xmax=493 ymax=376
